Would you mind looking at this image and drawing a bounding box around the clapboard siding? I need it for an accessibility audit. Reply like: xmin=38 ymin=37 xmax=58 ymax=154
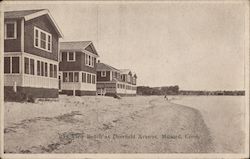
xmin=59 ymin=52 xmax=96 ymax=74
xmin=24 ymin=15 xmax=59 ymax=61
xmin=59 ymin=51 xmax=82 ymax=71
xmin=97 ymin=71 xmax=110 ymax=81
xmin=80 ymin=53 xmax=96 ymax=74
xmin=4 ymin=19 xmax=22 ymax=52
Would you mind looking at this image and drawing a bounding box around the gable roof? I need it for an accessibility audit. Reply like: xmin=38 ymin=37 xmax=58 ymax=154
xmin=96 ymin=62 xmax=120 ymax=72
xmin=120 ymin=69 xmax=137 ymax=77
xmin=120 ymin=69 xmax=132 ymax=75
xmin=60 ymin=41 xmax=99 ymax=56
xmin=5 ymin=9 xmax=44 ymax=19
xmin=5 ymin=9 xmax=63 ymax=38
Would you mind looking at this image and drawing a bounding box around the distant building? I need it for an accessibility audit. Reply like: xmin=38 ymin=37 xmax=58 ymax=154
xmin=120 ymin=69 xmax=137 ymax=88
xmin=59 ymin=41 xmax=99 ymax=95
xmin=4 ymin=9 xmax=63 ymax=98
xmin=96 ymin=62 xmax=137 ymax=96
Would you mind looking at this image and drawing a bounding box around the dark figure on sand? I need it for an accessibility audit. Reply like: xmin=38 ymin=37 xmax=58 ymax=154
xmin=164 ymin=95 xmax=168 ymax=100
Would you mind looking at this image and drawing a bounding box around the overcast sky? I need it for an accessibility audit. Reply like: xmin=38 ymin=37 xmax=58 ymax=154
xmin=3 ymin=1 xmax=247 ymax=90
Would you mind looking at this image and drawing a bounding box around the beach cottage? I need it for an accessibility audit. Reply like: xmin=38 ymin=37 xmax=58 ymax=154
xmin=59 ymin=41 xmax=99 ymax=95
xmin=4 ymin=9 xmax=63 ymax=98
xmin=96 ymin=62 xmax=137 ymax=96
xmin=120 ymin=69 xmax=137 ymax=95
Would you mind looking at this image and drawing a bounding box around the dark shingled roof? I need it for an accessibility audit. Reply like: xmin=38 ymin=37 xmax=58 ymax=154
xmin=5 ymin=9 xmax=45 ymax=19
xmin=60 ymin=41 xmax=91 ymax=50
xmin=96 ymin=63 xmax=120 ymax=72
xmin=60 ymin=41 xmax=98 ymax=56
xmin=120 ymin=69 xmax=131 ymax=74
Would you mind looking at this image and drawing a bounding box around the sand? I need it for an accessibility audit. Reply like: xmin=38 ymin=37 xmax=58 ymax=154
xmin=4 ymin=95 xmax=214 ymax=153
xmin=171 ymin=96 xmax=245 ymax=153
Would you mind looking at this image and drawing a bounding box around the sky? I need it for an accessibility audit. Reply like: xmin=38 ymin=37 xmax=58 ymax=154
xmin=2 ymin=1 xmax=247 ymax=90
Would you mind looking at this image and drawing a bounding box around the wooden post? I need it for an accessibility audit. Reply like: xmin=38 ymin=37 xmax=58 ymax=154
xmin=13 ymin=82 xmax=17 ymax=93
xmin=73 ymin=85 xmax=75 ymax=96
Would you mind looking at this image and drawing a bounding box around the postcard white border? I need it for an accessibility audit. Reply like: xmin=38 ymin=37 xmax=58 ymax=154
xmin=0 ymin=0 xmax=249 ymax=159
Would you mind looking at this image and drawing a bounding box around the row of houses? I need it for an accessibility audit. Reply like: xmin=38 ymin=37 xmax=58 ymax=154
xmin=4 ymin=9 xmax=137 ymax=98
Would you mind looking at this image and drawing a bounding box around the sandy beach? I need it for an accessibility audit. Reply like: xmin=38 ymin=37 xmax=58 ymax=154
xmin=4 ymin=95 xmax=217 ymax=153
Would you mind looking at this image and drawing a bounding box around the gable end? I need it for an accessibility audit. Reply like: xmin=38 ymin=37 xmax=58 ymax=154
xmin=85 ymin=45 xmax=95 ymax=54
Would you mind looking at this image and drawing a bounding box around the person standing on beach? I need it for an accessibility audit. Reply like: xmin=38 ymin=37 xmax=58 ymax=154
xmin=164 ymin=94 xmax=168 ymax=100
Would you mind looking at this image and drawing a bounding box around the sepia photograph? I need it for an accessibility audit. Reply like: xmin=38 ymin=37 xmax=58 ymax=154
xmin=0 ymin=0 xmax=249 ymax=158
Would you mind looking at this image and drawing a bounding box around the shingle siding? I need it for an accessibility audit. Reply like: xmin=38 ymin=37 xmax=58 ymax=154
xmin=97 ymin=71 xmax=110 ymax=81
xmin=24 ymin=15 xmax=59 ymax=61
xmin=80 ymin=53 xmax=96 ymax=74
xmin=59 ymin=52 xmax=96 ymax=74
xmin=59 ymin=51 xmax=82 ymax=71
xmin=4 ymin=19 xmax=22 ymax=52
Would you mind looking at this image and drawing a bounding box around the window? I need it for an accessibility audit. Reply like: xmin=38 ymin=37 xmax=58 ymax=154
xmin=82 ymin=72 xmax=86 ymax=83
xmin=87 ymin=74 xmax=91 ymax=83
xmin=35 ymin=29 xmax=39 ymax=47
xmin=54 ymin=65 xmax=57 ymax=78
xmin=62 ymin=72 xmax=79 ymax=82
xmin=34 ymin=27 xmax=52 ymax=52
xmin=24 ymin=57 xmax=29 ymax=74
xmin=67 ymin=52 xmax=75 ymax=61
xmin=85 ymin=54 xmax=89 ymax=65
xmin=50 ymin=64 xmax=53 ymax=77
xmin=12 ymin=57 xmax=20 ymax=74
xmin=92 ymin=57 xmax=94 ymax=67
xmin=48 ymin=35 xmax=51 ymax=51
xmin=92 ymin=75 xmax=95 ymax=84
xmin=40 ymin=32 xmax=46 ymax=49
xmin=61 ymin=52 xmax=67 ymax=61
xmin=25 ymin=58 xmax=35 ymax=75
xmin=5 ymin=22 xmax=16 ymax=39
xmin=74 ymin=72 xmax=79 ymax=82
xmin=101 ymin=71 xmax=106 ymax=77
xmin=45 ymin=63 xmax=48 ymax=77
xmin=37 ymin=61 xmax=41 ymax=76
xmin=41 ymin=62 xmax=44 ymax=76
xmin=69 ymin=72 xmax=73 ymax=82
xmin=85 ymin=53 xmax=95 ymax=67
xmin=4 ymin=57 xmax=10 ymax=73
xmin=30 ymin=59 xmax=34 ymax=75
xmin=62 ymin=51 xmax=76 ymax=62
xmin=4 ymin=57 xmax=20 ymax=74
xmin=63 ymin=72 xmax=68 ymax=82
